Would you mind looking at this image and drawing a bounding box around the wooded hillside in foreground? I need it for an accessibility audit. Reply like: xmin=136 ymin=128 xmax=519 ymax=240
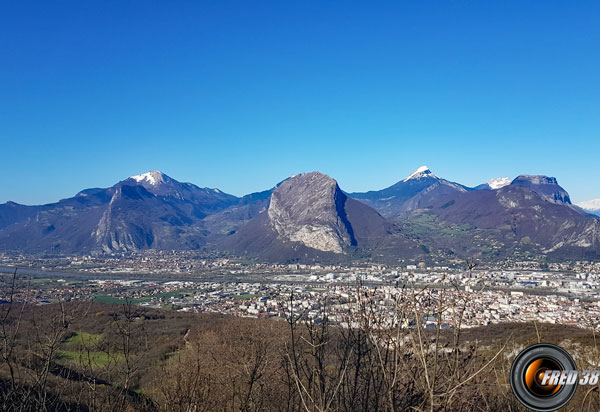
xmin=2 ymin=295 xmax=600 ymax=411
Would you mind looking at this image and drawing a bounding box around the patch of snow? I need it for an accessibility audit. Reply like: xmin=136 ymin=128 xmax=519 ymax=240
xmin=486 ymin=177 xmax=510 ymax=190
xmin=577 ymin=199 xmax=600 ymax=210
xmin=404 ymin=166 xmax=437 ymax=181
xmin=130 ymin=170 xmax=166 ymax=186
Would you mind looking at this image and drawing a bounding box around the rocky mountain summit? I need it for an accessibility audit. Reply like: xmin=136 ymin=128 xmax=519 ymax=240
xmin=510 ymin=175 xmax=571 ymax=205
xmin=268 ymin=172 xmax=354 ymax=253
xmin=350 ymin=166 xmax=468 ymax=217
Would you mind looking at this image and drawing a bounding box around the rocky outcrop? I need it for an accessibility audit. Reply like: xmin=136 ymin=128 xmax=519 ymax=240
xmin=511 ymin=175 xmax=571 ymax=204
xmin=267 ymin=172 xmax=354 ymax=253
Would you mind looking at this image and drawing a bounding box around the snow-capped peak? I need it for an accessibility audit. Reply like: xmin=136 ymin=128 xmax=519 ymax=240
xmin=576 ymin=199 xmax=600 ymax=210
xmin=486 ymin=177 xmax=510 ymax=190
xmin=404 ymin=166 xmax=437 ymax=181
xmin=130 ymin=170 xmax=167 ymax=186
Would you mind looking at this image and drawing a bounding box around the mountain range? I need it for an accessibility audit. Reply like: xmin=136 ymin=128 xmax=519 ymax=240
xmin=1 ymin=167 xmax=599 ymax=263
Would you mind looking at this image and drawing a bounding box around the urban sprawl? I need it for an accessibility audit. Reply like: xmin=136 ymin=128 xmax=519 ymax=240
xmin=2 ymin=251 xmax=600 ymax=330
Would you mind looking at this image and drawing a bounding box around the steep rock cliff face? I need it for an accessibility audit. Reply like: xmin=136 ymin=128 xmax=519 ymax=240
xmin=93 ymin=185 xmax=157 ymax=252
xmin=267 ymin=172 xmax=354 ymax=253
xmin=510 ymin=175 xmax=571 ymax=205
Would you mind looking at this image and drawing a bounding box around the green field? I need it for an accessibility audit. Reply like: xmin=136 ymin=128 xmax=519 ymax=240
xmin=56 ymin=350 xmax=122 ymax=367
xmin=58 ymin=332 xmax=121 ymax=367
xmin=64 ymin=332 xmax=103 ymax=346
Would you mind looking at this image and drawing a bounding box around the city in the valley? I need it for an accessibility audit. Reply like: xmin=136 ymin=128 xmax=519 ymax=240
xmin=3 ymin=250 xmax=600 ymax=330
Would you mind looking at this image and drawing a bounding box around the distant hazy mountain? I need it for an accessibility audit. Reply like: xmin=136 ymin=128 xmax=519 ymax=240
xmin=350 ymin=166 xmax=469 ymax=217
xmin=577 ymin=199 xmax=600 ymax=216
xmin=200 ymin=188 xmax=274 ymax=238
xmin=474 ymin=177 xmax=511 ymax=190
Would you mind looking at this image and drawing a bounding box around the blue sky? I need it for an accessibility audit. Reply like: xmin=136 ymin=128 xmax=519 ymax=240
xmin=1 ymin=1 xmax=599 ymax=204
